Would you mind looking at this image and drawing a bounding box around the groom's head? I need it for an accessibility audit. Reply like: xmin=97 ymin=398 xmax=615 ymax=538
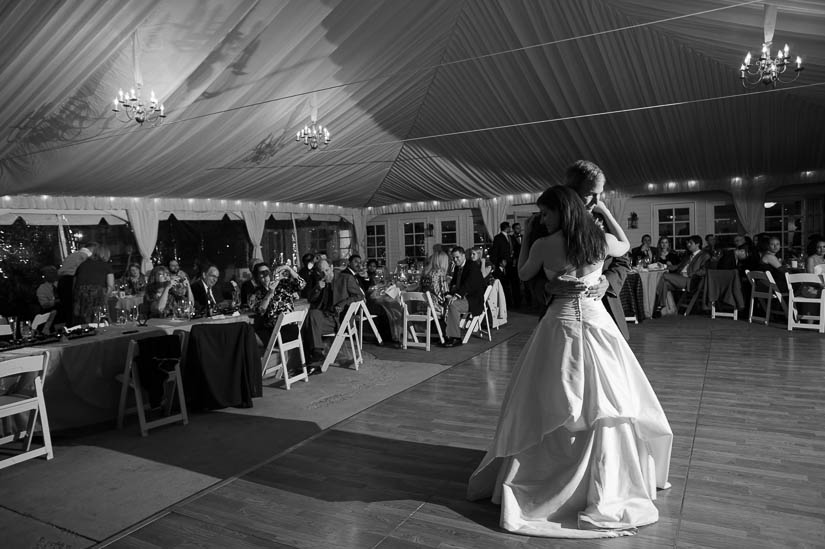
xmin=565 ymin=160 xmax=605 ymax=212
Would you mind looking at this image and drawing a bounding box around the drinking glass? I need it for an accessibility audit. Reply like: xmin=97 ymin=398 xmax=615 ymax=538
xmin=20 ymin=320 xmax=33 ymax=342
xmin=7 ymin=316 xmax=18 ymax=340
xmin=130 ymin=305 xmax=139 ymax=323
xmin=117 ymin=308 xmax=128 ymax=325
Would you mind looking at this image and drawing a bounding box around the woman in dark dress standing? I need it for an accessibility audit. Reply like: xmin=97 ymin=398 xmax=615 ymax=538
xmin=73 ymin=245 xmax=114 ymax=324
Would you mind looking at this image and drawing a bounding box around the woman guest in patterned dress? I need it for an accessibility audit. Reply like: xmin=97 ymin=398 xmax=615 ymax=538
xmin=73 ymin=245 xmax=114 ymax=324
xmin=419 ymin=251 xmax=451 ymax=317
xmin=119 ymin=262 xmax=147 ymax=296
xmin=144 ymin=265 xmax=194 ymax=318
xmin=248 ymin=262 xmax=306 ymax=345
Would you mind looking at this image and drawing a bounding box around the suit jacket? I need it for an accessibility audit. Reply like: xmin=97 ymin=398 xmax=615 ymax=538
xmin=676 ymin=251 xmax=711 ymax=279
xmin=601 ymin=254 xmax=630 ymax=340
xmin=191 ymin=279 xmax=217 ymax=312
xmin=332 ymin=268 xmax=364 ymax=313
xmin=490 ymin=233 xmax=513 ymax=270
xmin=450 ymin=260 xmax=485 ymax=315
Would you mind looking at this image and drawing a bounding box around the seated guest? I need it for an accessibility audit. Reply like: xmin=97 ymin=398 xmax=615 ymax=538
xmin=118 ymin=262 xmax=146 ymax=296
xmin=333 ymin=254 xmax=365 ymax=315
xmin=168 ymin=259 xmax=188 ymax=282
xmin=654 ymin=236 xmax=680 ymax=267
xmin=191 ymin=264 xmax=220 ymax=315
xmin=470 ymin=247 xmax=496 ymax=286
xmin=144 ymin=266 xmax=194 ymax=318
xmin=654 ymin=235 xmax=709 ymax=317
xmin=631 ymin=234 xmax=654 ymax=266
xmin=36 ymin=266 xmax=60 ymax=314
xmin=703 ymin=234 xmax=718 ymax=256
xmin=758 ymin=236 xmax=788 ymax=292
xmin=248 ymin=262 xmax=305 ymax=345
xmin=73 ymin=245 xmax=114 ymax=324
xmin=420 ymin=251 xmax=451 ymax=316
xmin=306 ymin=260 xmax=336 ymax=368
xmin=717 ymin=244 xmax=758 ymax=274
xmin=443 ymin=246 xmax=484 ymax=347
xmin=807 ymin=239 xmax=825 ymax=274
xmin=297 ymin=253 xmax=315 ymax=298
xmin=360 ymin=259 xmax=380 ymax=293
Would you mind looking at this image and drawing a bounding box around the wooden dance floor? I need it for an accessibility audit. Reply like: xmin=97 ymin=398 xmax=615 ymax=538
xmin=105 ymin=315 xmax=825 ymax=548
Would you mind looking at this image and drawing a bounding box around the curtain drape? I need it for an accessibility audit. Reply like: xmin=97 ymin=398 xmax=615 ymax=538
xmin=127 ymin=207 xmax=159 ymax=273
xmin=603 ymin=190 xmax=631 ymax=223
xmin=241 ymin=209 xmax=267 ymax=261
xmin=350 ymin=210 xmax=369 ymax=257
xmin=478 ymin=198 xmax=510 ymax=240
xmin=729 ymin=181 xmax=769 ymax=237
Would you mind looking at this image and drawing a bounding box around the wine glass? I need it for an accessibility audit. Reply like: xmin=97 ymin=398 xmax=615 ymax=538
xmin=130 ymin=305 xmax=139 ymax=323
xmin=117 ymin=308 xmax=128 ymax=325
xmin=7 ymin=316 xmax=18 ymax=341
xmin=20 ymin=320 xmax=33 ymax=342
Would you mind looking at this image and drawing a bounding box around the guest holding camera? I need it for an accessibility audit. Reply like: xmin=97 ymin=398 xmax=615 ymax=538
xmin=248 ymin=262 xmax=305 ymax=345
xmin=144 ymin=265 xmax=194 ymax=318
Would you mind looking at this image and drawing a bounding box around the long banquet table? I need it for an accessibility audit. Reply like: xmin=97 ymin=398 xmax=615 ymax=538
xmin=0 ymin=314 xmax=253 ymax=432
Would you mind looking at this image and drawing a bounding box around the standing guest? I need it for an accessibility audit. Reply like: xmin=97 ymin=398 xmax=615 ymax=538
xmin=510 ymin=223 xmax=523 ymax=308
xmin=118 ymin=262 xmax=146 ymax=296
xmin=545 ymin=160 xmax=632 ymax=339
xmin=468 ymin=185 xmax=671 ymax=537
xmin=248 ymin=262 xmax=305 ymax=345
xmin=442 ymin=247 xmax=484 ymax=347
xmin=73 ymin=245 xmax=114 ymax=324
xmin=191 ymin=264 xmax=220 ymax=315
xmin=144 ymin=266 xmax=194 ymax=318
xmin=653 ymin=236 xmax=680 ymax=267
xmin=306 ymin=260 xmax=336 ymax=367
xmin=490 ymin=222 xmax=514 ymax=306
xmin=36 ymin=266 xmax=60 ymax=314
xmin=420 ymin=251 xmax=451 ymax=317
xmin=631 ymin=234 xmax=654 ymax=265
xmin=56 ymin=241 xmax=97 ymax=324
xmin=333 ymin=254 xmax=365 ymax=315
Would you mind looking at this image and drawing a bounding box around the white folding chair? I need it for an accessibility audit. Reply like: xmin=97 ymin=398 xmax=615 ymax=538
xmin=0 ymin=317 xmax=12 ymax=337
xmin=745 ymin=270 xmax=787 ymax=325
xmin=262 ymin=310 xmax=309 ymax=389
xmin=459 ymin=286 xmax=494 ymax=344
xmin=117 ymin=334 xmax=188 ymax=437
xmin=785 ymin=272 xmax=825 ymax=333
xmin=321 ymin=301 xmax=363 ymax=372
xmin=708 ymin=270 xmax=739 ymax=321
xmin=400 ymin=291 xmax=444 ymax=351
xmin=0 ymin=352 xmax=53 ymax=470
xmin=354 ymin=299 xmax=382 ymax=352
xmin=31 ymin=311 xmax=56 ymax=334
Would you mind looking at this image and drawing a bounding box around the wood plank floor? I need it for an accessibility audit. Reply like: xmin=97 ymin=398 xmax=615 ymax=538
xmin=103 ymin=315 xmax=825 ymax=548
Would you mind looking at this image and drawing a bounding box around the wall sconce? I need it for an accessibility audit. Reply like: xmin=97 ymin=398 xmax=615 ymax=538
xmin=426 ymin=223 xmax=434 ymax=237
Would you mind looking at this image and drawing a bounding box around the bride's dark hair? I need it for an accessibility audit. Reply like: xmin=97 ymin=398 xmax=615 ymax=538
xmin=536 ymin=185 xmax=606 ymax=267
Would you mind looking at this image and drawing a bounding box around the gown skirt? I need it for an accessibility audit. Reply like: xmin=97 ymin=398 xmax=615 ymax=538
xmin=467 ymin=270 xmax=673 ymax=538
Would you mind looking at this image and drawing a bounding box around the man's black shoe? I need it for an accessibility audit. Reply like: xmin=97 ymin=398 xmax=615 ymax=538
xmin=443 ymin=337 xmax=462 ymax=347
xmin=652 ymin=308 xmax=662 ymax=319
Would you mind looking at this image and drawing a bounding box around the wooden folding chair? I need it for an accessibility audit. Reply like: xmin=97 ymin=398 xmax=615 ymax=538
xmin=459 ymin=285 xmax=494 ymax=344
xmin=745 ymin=269 xmax=788 ymax=325
xmin=785 ymin=272 xmax=825 ymax=333
xmin=117 ymin=334 xmax=188 ymax=437
xmin=675 ymin=276 xmax=706 ymax=316
xmin=262 ymin=310 xmax=309 ymax=389
xmin=400 ymin=291 xmax=444 ymax=351
xmin=321 ymin=301 xmax=363 ymax=372
xmin=0 ymin=352 xmax=53 ymax=470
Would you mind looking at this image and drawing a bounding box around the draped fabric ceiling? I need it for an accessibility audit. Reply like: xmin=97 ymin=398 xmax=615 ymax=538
xmin=1 ymin=0 xmax=823 ymax=214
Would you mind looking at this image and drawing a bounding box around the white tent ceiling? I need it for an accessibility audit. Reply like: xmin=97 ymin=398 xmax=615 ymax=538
xmin=1 ymin=0 xmax=823 ymax=209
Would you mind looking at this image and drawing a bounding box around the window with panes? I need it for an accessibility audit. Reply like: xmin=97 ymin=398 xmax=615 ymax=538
xmin=764 ymin=201 xmax=802 ymax=254
xmin=365 ymin=224 xmax=387 ymax=266
xmin=440 ymin=220 xmax=457 ymax=248
xmin=713 ymin=204 xmax=741 ymax=249
xmin=656 ymin=205 xmax=692 ymax=253
xmin=403 ymin=221 xmax=427 ymax=263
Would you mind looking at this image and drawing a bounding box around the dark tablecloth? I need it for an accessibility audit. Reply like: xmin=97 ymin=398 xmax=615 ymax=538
xmin=184 ymin=322 xmax=260 ymax=410
xmin=620 ymin=272 xmax=645 ymax=321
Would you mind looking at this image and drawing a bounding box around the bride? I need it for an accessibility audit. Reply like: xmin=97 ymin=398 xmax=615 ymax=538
xmin=467 ymin=185 xmax=672 ymax=538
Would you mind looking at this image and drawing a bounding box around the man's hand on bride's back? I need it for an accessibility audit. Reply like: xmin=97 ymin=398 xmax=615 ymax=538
xmin=544 ymin=277 xmax=587 ymax=298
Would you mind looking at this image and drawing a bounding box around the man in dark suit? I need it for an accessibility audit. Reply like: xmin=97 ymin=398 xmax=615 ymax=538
xmin=655 ymin=235 xmax=710 ymax=315
xmin=305 ymin=259 xmax=336 ymax=369
xmin=443 ymin=246 xmax=485 ymax=347
xmin=511 ymin=222 xmax=523 ymax=308
xmin=333 ymin=254 xmax=366 ymax=316
xmin=489 ymin=221 xmax=514 ymax=306
xmin=545 ymin=160 xmax=632 ymax=339
xmin=191 ymin=264 xmax=220 ymax=315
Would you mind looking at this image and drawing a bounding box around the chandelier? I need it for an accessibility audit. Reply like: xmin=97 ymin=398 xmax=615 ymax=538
xmin=740 ymin=43 xmax=802 ymax=88
xmin=112 ymin=86 xmax=165 ymax=126
xmin=110 ymin=31 xmax=166 ymax=126
xmin=296 ymin=120 xmax=331 ymax=150
xmin=739 ymin=4 xmax=802 ymax=89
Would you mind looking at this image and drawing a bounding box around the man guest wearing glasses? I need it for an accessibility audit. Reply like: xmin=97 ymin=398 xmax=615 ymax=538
xmin=192 ymin=264 xmax=220 ymax=315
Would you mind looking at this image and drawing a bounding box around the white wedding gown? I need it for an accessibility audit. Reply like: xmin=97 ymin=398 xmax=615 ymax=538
xmin=467 ymin=266 xmax=672 ymax=538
